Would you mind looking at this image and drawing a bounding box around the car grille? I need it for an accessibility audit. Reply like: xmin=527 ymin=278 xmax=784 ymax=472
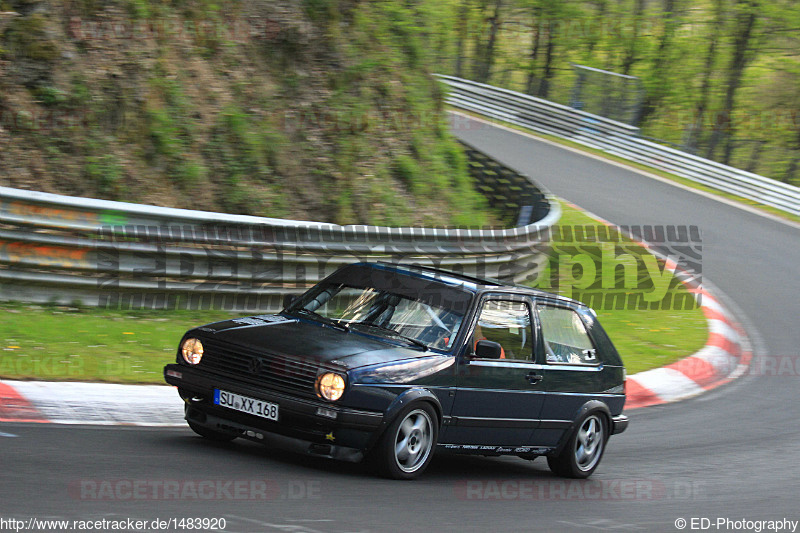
xmin=198 ymin=337 xmax=324 ymax=397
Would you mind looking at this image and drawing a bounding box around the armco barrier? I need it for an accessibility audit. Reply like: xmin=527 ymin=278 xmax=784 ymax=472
xmin=438 ymin=75 xmax=800 ymax=217
xmin=0 ymin=141 xmax=559 ymax=311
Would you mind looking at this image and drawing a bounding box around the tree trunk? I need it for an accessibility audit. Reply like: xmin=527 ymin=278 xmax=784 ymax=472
xmin=745 ymin=140 xmax=765 ymax=173
xmin=525 ymin=7 xmax=542 ymax=95
xmin=454 ymin=0 xmax=470 ymax=78
xmin=620 ymin=0 xmax=645 ymax=76
xmin=537 ymin=18 xmax=555 ymax=99
xmin=471 ymin=0 xmax=489 ymax=79
xmin=707 ymin=0 xmax=759 ymax=163
xmin=639 ymin=0 xmax=679 ymax=125
xmin=786 ymin=157 xmax=799 ymax=184
xmin=586 ymin=0 xmax=607 ymax=55
xmin=684 ymin=0 xmax=724 ymax=152
xmin=786 ymin=122 xmax=800 ymax=184
xmin=475 ymin=0 xmax=503 ymax=83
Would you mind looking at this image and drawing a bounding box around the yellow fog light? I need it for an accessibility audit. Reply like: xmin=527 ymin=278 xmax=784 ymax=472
xmin=181 ymin=338 xmax=204 ymax=365
xmin=316 ymin=372 xmax=346 ymax=401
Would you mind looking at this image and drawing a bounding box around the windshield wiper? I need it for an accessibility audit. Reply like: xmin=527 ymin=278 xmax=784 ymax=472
xmin=351 ymin=322 xmax=428 ymax=351
xmin=291 ymin=308 xmax=350 ymax=332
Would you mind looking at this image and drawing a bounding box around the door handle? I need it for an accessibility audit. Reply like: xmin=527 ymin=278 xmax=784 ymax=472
xmin=526 ymin=372 xmax=543 ymax=384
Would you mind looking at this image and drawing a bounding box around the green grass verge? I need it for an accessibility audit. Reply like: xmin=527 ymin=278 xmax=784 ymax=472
xmin=0 ymin=305 xmax=249 ymax=384
xmin=534 ymin=200 xmax=709 ymax=375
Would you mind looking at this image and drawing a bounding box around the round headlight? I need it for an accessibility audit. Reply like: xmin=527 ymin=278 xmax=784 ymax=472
xmin=316 ymin=372 xmax=346 ymax=401
xmin=181 ymin=338 xmax=204 ymax=365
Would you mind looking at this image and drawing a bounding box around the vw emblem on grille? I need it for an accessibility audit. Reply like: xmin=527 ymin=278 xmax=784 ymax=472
xmin=248 ymin=357 xmax=263 ymax=375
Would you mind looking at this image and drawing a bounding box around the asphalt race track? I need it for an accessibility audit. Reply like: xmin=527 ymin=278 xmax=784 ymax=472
xmin=1 ymin=115 xmax=799 ymax=532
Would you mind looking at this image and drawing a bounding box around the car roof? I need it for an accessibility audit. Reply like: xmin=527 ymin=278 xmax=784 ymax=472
xmin=365 ymin=262 xmax=584 ymax=307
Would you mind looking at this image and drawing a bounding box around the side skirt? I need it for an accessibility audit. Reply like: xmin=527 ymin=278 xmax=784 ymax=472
xmin=437 ymin=443 xmax=555 ymax=456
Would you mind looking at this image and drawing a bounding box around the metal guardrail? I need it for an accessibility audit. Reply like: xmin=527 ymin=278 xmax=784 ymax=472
xmin=438 ymin=75 xmax=800 ymax=217
xmin=0 ymin=141 xmax=560 ymax=311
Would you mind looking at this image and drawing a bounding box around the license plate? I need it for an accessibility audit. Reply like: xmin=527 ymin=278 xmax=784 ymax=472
xmin=214 ymin=389 xmax=278 ymax=422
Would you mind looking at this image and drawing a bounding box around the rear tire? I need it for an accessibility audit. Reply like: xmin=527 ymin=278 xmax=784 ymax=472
xmin=372 ymin=403 xmax=438 ymax=480
xmin=547 ymin=412 xmax=607 ymax=479
xmin=187 ymin=421 xmax=237 ymax=442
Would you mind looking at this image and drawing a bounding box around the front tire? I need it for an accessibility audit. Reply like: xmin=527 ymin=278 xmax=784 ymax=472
xmin=372 ymin=404 xmax=438 ymax=480
xmin=547 ymin=412 xmax=607 ymax=479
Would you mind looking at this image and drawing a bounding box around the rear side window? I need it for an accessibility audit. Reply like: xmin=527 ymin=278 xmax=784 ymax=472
xmin=537 ymin=306 xmax=597 ymax=365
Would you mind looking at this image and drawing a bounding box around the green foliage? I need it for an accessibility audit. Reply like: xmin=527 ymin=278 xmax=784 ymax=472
xmin=1 ymin=0 xmax=497 ymax=227
xmin=202 ymin=102 xmax=290 ymax=215
xmin=145 ymin=105 xmax=206 ymax=188
xmin=3 ymin=14 xmax=58 ymax=62
xmin=146 ymin=106 xmax=182 ymax=160
xmin=142 ymin=73 xmax=210 ymax=189
xmin=124 ymin=0 xmax=152 ymax=19
xmin=175 ymin=160 xmax=205 ymax=187
xmin=424 ymin=0 xmax=800 ymax=185
xmin=307 ymin=1 xmax=490 ymax=226
xmin=393 ymin=154 xmax=422 ymax=189
xmin=72 ymin=0 xmax=103 ymax=16
xmin=86 ymin=152 xmax=123 ymax=197
xmin=303 ymin=0 xmax=337 ymax=22
xmin=81 ymin=130 xmax=126 ymax=199
xmin=69 ymin=76 xmax=92 ymax=107
xmin=33 ymin=86 xmax=68 ymax=107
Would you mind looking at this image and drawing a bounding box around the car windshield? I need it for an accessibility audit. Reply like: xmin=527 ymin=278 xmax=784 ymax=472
xmin=289 ymin=283 xmax=466 ymax=351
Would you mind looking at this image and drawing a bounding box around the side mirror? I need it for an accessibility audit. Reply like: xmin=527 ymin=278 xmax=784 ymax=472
xmin=475 ymin=340 xmax=503 ymax=359
xmin=282 ymin=294 xmax=298 ymax=310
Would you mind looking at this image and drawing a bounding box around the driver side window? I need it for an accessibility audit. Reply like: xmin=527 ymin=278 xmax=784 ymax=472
xmin=471 ymin=299 xmax=533 ymax=361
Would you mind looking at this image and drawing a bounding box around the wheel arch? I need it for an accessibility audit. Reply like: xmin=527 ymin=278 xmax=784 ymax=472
xmin=551 ymin=400 xmax=612 ymax=456
xmin=366 ymin=388 xmax=443 ymax=450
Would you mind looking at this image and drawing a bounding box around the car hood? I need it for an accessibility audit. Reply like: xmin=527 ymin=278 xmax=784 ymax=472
xmin=191 ymin=314 xmax=433 ymax=369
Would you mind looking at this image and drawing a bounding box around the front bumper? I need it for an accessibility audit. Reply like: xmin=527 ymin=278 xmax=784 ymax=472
xmin=164 ymin=364 xmax=384 ymax=459
xmin=611 ymin=414 xmax=629 ymax=435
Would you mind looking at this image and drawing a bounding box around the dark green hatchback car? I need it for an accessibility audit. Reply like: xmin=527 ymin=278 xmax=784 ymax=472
xmin=165 ymin=262 xmax=628 ymax=479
